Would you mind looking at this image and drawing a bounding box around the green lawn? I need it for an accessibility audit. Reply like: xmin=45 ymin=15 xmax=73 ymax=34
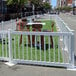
xmin=0 ymin=20 xmax=63 ymax=62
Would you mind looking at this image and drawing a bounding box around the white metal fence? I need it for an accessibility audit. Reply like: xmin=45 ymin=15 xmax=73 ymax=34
xmin=0 ymin=30 xmax=74 ymax=68
xmin=0 ymin=15 xmax=75 ymax=68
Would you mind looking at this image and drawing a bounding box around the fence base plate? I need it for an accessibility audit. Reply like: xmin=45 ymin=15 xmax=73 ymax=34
xmin=5 ymin=62 xmax=16 ymax=66
xmin=67 ymin=66 xmax=76 ymax=71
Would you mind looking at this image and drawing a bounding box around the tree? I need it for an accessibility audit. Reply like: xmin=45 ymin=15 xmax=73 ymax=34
xmin=7 ymin=0 xmax=28 ymax=5
xmin=63 ymin=6 xmax=72 ymax=12
xmin=56 ymin=6 xmax=72 ymax=12
xmin=7 ymin=0 xmax=28 ymax=11
xmin=7 ymin=0 xmax=28 ymax=16
xmin=42 ymin=2 xmax=52 ymax=12
xmin=30 ymin=0 xmax=43 ymax=6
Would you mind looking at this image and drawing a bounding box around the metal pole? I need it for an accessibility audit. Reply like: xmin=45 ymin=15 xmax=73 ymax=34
xmin=8 ymin=29 xmax=12 ymax=63
xmin=70 ymin=31 xmax=75 ymax=68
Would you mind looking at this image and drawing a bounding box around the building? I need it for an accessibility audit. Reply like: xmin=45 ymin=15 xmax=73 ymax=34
xmin=57 ymin=0 xmax=66 ymax=7
xmin=66 ymin=0 xmax=72 ymax=6
xmin=57 ymin=0 xmax=61 ymax=7
xmin=57 ymin=0 xmax=72 ymax=7
xmin=73 ymin=0 xmax=76 ymax=6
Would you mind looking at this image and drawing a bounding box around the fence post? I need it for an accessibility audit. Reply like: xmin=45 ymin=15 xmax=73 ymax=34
xmin=8 ymin=29 xmax=12 ymax=62
xmin=70 ymin=30 xmax=75 ymax=68
xmin=68 ymin=32 xmax=75 ymax=70
xmin=71 ymin=33 xmax=74 ymax=67
xmin=5 ymin=29 xmax=15 ymax=66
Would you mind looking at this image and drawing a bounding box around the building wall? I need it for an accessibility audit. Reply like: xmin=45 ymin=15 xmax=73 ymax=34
xmin=73 ymin=0 xmax=76 ymax=6
xmin=66 ymin=0 xmax=72 ymax=6
xmin=57 ymin=0 xmax=66 ymax=7
xmin=67 ymin=0 xmax=72 ymax=4
xmin=57 ymin=0 xmax=60 ymax=7
xmin=57 ymin=0 xmax=72 ymax=7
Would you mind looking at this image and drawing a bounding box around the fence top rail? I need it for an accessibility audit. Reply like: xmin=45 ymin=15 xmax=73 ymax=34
xmin=11 ymin=31 xmax=73 ymax=36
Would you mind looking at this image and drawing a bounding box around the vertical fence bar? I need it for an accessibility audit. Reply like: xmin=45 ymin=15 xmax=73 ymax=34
xmin=70 ymin=33 xmax=74 ymax=67
xmin=18 ymin=35 xmax=20 ymax=59
xmin=48 ymin=36 xmax=51 ymax=62
xmin=53 ymin=37 xmax=55 ymax=62
xmin=8 ymin=29 xmax=12 ymax=63
xmin=62 ymin=36 xmax=64 ymax=63
xmin=14 ymin=36 xmax=16 ymax=59
xmin=68 ymin=36 xmax=70 ymax=63
xmin=44 ymin=36 xmax=46 ymax=61
xmin=5 ymin=34 xmax=8 ymax=57
xmin=31 ymin=35 xmax=32 ymax=60
xmin=39 ymin=35 xmax=41 ymax=61
xmin=26 ymin=35 xmax=28 ymax=60
xmin=35 ymin=35 xmax=37 ymax=60
xmin=2 ymin=34 xmax=4 ymax=57
xmin=22 ymin=36 xmax=24 ymax=59
xmin=68 ymin=35 xmax=71 ymax=64
xmin=58 ymin=36 xmax=60 ymax=62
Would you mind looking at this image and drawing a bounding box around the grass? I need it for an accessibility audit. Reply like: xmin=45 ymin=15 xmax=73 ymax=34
xmin=0 ymin=20 xmax=63 ymax=63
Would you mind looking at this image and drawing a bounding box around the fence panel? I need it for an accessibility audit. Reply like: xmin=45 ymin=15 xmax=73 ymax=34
xmin=7 ymin=31 xmax=73 ymax=67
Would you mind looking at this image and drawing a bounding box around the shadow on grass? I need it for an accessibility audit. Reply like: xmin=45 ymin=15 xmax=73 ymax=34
xmin=24 ymin=44 xmax=56 ymax=50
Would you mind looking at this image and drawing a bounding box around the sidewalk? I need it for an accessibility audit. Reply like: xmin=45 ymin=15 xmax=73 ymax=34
xmin=0 ymin=62 xmax=76 ymax=76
